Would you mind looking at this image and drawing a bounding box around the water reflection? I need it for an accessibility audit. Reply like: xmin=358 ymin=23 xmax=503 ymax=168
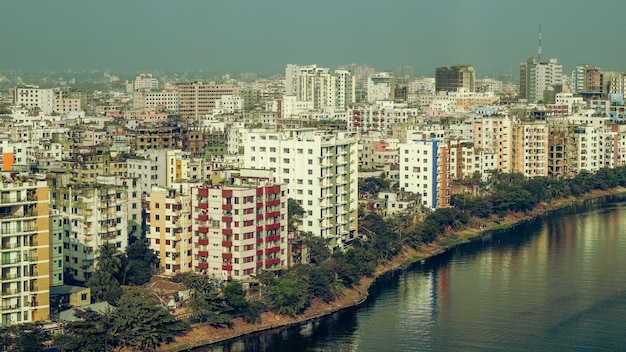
xmin=196 ymin=197 xmax=626 ymax=352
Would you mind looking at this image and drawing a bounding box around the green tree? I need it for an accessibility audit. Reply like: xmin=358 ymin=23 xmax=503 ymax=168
xmin=300 ymin=232 xmax=330 ymax=265
xmin=54 ymin=309 xmax=117 ymax=352
xmin=5 ymin=323 xmax=50 ymax=352
xmin=97 ymin=242 xmax=122 ymax=275
xmin=111 ymin=289 xmax=189 ymax=352
xmin=188 ymin=287 xmax=232 ymax=327
xmin=288 ymin=198 xmax=306 ymax=233
xmin=242 ymin=299 xmax=264 ymax=324
xmin=358 ymin=175 xmax=391 ymax=198
xmin=87 ymin=270 xmax=123 ymax=305
xmin=222 ymin=280 xmax=248 ymax=312
xmin=182 ymin=272 xmax=214 ymax=293
xmin=267 ymin=277 xmax=310 ymax=316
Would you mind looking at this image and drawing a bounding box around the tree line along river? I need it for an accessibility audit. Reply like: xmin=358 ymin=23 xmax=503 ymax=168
xmin=194 ymin=196 xmax=626 ymax=352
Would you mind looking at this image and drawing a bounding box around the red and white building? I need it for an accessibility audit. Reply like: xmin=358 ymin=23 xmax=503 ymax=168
xmin=191 ymin=181 xmax=287 ymax=281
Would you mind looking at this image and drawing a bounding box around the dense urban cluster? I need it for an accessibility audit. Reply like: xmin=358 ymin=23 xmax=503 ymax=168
xmin=1 ymin=51 xmax=626 ymax=349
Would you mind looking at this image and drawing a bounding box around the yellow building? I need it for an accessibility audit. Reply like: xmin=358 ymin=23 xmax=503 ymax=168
xmin=0 ymin=177 xmax=50 ymax=325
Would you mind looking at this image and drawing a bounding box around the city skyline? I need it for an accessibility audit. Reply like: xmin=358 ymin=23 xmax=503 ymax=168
xmin=3 ymin=0 xmax=626 ymax=77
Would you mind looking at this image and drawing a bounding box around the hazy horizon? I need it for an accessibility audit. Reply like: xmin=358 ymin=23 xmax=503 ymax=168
xmin=3 ymin=0 xmax=626 ymax=77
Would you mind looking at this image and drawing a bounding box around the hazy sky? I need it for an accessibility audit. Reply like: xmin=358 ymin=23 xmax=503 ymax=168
xmin=3 ymin=0 xmax=626 ymax=77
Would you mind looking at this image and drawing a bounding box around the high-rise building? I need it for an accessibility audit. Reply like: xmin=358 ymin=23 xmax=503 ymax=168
xmin=133 ymin=74 xmax=159 ymax=91
xmin=0 ymin=177 xmax=50 ymax=325
xmin=191 ymin=172 xmax=287 ymax=281
xmin=14 ymin=86 xmax=81 ymax=115
xmin=399 ymin=131 xmax=451 ymax=209
xmin=243 ymin=129 xmax=358 ymax=248
xmin=176 ymin=82 xmax=237 ymax=122
xmin=435 ymin=65 xmax=475 ymax=92
xmin=285 ymin=64 xmax=355 ymax=110
xmin=571 ymin=65 xmax=603 ymax=98
xmin=511 ymin=122 xmax=549 ymax=177
xmin=367 ymin=72 xmax=395 ymax=102
xmin=147 ymin=184 xmax=195 ymax=276
xmin=519 ymin=58 xmax=563 ymax=103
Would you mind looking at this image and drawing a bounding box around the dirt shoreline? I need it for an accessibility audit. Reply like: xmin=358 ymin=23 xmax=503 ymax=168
xmin=161 ymin=187 xmax=626 ymax=352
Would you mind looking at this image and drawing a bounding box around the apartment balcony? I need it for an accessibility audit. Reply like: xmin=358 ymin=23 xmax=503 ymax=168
xmin=1 ymin=243 xmax=19 ymax=250
xmin=256 ymin=201 xmax=264 ymax=209
xmin=222 ymin=252 xmax=233 ymax=259
xmin=197 ymin=188 xmax=209 ymax=197
xmin=197 ymin=214 xmax=209 ymax=221
xmin=266 ymin=199 xmax=280 ymax=207
xmin=197 ymin=238 xmax=209 ymax=246
xmin=197 ymin=262 xmax=209 ymax=269
xmin=222 ymin=241 xmax=233 ymax=247
xmin=1 ymin=258 xmax=20 ymax=265
xmin=222 ymin=203 xmax=233 ymax=211
xmin=1 ymin=288 xmax=20 ymax=296
xmin=197 ymin=202 xmax=209 ymax=209
xmin=265 ymin=258 xmax=280 ymax=266
xmin=222 ymin=228 xmax=233 ymax=235
xmin=1 ymin=304 xmax=20 ymax=311
xmin=256 ymin=213 xmax=264 ymax=220
xmin=256 ymin=261 xmax=264 ymax=268
xmin=266 ymin=234 xmax=281 ymax=242
xmin=198 ymin=250 xmax=209 ymax=257
xmin=198 ymin=226 xmax=209 ymax=233
xmin=221 ymin=216 xmax=233 ymax=223
xmin=1 ymin=273 xmax=19 ymax=281
xmin=265 ymin=223 xmax=280 ymax=231
xmin=256 ymin=238 xmax=263 ymax=244
xmin=265 ymin=246 xmax=280 ymax=254
xmin=256 ymin=249 xmax=263 ymax=256
xmin=221 ymin=265 xmax=233 ymax=271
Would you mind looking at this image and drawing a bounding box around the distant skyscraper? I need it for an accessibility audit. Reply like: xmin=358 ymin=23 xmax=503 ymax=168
xmin=571 ymin=65 xmax=603 ymax=98
xmin=519 ymin=28 xmax=563 ymax=103
xmin=367 ymin=72 xmax=394 ymax=101
xmin=284 ymin=64 xmax=355 ymax=109
xmin=519 ymin=58 xmax=563 ymax=103
xmin=435 ymin=65 xmax=475 ymax=92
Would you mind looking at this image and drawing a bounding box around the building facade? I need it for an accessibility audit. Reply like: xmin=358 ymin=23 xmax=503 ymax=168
xmin=0 ymin=178 xmax=50 ymax=325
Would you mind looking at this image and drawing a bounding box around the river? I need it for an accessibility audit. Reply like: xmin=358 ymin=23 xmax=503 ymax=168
xmin=195 ymin=196 xmax=626 ymax=351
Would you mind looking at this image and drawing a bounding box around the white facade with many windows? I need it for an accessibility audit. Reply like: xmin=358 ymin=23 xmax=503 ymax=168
xmin=243 ymin=129 xmax=358 ymax=247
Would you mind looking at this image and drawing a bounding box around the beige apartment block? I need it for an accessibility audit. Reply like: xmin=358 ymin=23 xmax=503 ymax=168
xmin=147 ymin=185 xmax=195 ymax=276
xmin=176 ymin=82 xmax=237 ymax=122
xmin=511 ymin=122 xmax=549 ymax=177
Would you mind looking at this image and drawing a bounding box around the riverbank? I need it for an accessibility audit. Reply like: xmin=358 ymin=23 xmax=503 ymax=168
xmin=161 ymin=187 xmax=626 ymax=352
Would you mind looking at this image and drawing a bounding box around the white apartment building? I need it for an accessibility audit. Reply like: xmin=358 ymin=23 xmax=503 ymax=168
xmin=348 ymin=101 xmax=418 ymax=135
xmin=14 ymin=86 xmax=81 ymax=115
xmin=474 ymin=116 xmax=512 ymax=173
xmin=399 ymin=131 xmax=451 ymax=209
xmin=243 ymin=129 xmax=358 ymax=247
xmin=367 ymin=72 xmax=394 ymax=102
xmin=216 ymin=95 xmax=243 ymax=114
xmin=285 ymin=64 xmax=355 ymax=110
xmin=132 ymin=90 xmax=179 ymax=113
xmin=554 ymin=93 xmax=585 ymax=115
xmin=134 ymin=74 xmax=159 ymax=91
xmin=127 ymin=149 xmax=190 ymax=198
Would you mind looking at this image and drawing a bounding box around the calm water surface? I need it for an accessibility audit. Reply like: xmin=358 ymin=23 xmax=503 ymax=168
xmin=197 ymin=197 xmax=626 ymax=351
